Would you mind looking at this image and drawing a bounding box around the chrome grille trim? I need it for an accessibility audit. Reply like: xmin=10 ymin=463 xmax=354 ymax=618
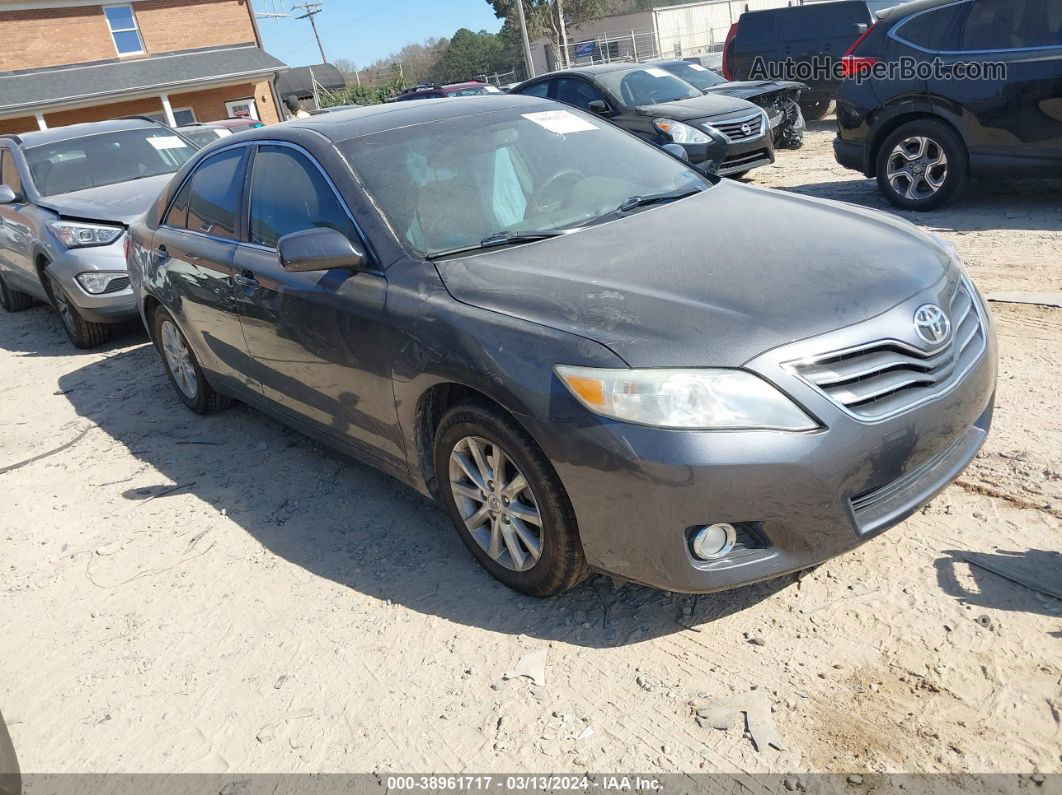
xmin=787 ymin=277 xmax=988 ymax=422
xmin=704 ymin=112 xmax=765 ymax=143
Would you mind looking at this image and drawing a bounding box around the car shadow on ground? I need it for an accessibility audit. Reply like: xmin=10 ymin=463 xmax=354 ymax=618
xmin=0 ymin=300 xmax=144 ymax=358
xmin=40 ymin=311 xmax=794 ymax=648
xmin=934 ymin=549 xmax=1062 ymax=619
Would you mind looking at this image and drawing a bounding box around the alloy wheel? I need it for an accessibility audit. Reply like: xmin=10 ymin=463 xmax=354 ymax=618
xmin=448 ymin=435 xmax=543 ymax=572
xmin=49 ymin=277 xmax=75 ymax=333
xmin=886 ymin=136 xmax=948 ymax=201
xmin=160 ymin=319 xmax=198 ymax=399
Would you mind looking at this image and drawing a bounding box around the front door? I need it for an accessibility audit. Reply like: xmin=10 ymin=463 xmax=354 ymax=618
xmin=152 ymin=146 xmax=259 ymax=395
xmin=232 ymin=143 xmax=405 ymax=469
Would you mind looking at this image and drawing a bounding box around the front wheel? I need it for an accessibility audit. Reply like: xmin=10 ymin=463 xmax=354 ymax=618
xmin=799 ymin=98 xmax=831 ymax=120
xmin=151 ymin=307 xmax=231 ymax=414
xmin=0 ymin=273 xmax=34 ymax=312
xmin=46 ymin=273 xmax=110 ymax=348
xmin=875 ymin=119 xmax=968 ymax=211
xmin=433 ymin=400 xmax=589 ymax=597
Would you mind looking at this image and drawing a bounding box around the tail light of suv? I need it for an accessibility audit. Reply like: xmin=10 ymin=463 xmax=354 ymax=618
xmin=722 ymin=22 xmax=738 ymax=81
xmin=840 ymin=22 xmax=879 ymax=78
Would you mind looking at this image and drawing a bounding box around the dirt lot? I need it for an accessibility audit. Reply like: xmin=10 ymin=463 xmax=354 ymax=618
xmin=1 ymin=118 xmax=1060 ymax=776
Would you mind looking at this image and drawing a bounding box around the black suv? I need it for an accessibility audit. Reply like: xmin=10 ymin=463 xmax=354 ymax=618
xmin=722 ymin=0 xmax=876 ymax=119
xmin=834 ymin=0 xmax=1062 ymax=210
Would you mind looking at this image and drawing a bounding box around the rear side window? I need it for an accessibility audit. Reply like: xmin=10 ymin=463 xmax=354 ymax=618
xmin=184 ymin=148 xmax=244 ymax=239
xmin=960 ymin=0 xmax=1061 ymax=50
xmin=822 ymin=5 xmax=873 ymax=38
xmin=248 ymin=145 xmax=356 ymax=249
xmin=895 ymin=3 xmax=969 ymax=49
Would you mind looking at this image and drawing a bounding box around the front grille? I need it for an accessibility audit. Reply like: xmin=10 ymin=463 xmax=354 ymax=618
xmin=101 ymin=276 xmax=130 ymax=294
xmin=705 ymin=113 xmax=764 ymax=142
xmin=850 ymin=434 xmax=964 ymax=515
xmin=717 ymin=148 xmax=771 ymax=175
xmin=793 ymin=279 xmax=987 ymax=420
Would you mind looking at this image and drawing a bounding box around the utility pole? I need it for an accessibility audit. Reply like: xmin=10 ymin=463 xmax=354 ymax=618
xmin=292 ymin=1 xmax=327 ymax=63
xmin=515 ymin=0 xmax=535 ymax=78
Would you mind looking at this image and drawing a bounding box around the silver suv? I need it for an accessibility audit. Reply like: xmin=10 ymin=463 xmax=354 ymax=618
xmin=0 ymin=118 xmax=197 ymax=347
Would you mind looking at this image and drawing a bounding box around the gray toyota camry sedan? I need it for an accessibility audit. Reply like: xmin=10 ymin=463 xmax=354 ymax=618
xmin=126 ymin=96 xmax=996 ymax=597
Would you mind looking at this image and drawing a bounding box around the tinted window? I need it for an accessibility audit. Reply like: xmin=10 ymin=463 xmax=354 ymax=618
xmin=24 ymin=128 xmax=196 ymax=197
xmin=554 ymin=78 xmax=607 ymax=110
xmin=659 ymin=60 xmax=726 ymax=90
xmin=248 ymin=146 xmax=356 ymax=249
xmin=518 ymin=81 xmax=551 ymax=98
xmin=0 ymin=150 xmax=23 ymax=195
xmin=780 ymin=9 xmax=820 ymax=41
xmin=895 ymin=4 xmax=967 ymax=49
xmin=960 ymin=0 xmax=1061 ymax=50
xmin=822 ymin=5 xmax=873 ymax=38
xmin=164 ymin=178 xmax=192 ymax=229
xmin=185 ymin=148 xmax=244 ymax=239
xmin=738 ymin=14 xmax=777 ymax=45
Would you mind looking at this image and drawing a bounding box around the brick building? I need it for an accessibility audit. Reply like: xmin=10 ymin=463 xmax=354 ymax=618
xmin=0 ymin=0 xmax=287 ymax=135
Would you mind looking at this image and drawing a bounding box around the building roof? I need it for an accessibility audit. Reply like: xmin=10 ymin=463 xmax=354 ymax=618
xmin=0 ymin=116 xmax=166 ymax=147
xmin=275 ymin=63 xmax=345 ymax=100
xmin=0 ymin=44 xmax=286 ymax=117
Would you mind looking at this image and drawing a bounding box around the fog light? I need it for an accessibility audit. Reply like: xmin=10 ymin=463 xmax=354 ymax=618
xmin=76 ymin=271 xmax=126 ymax=294
xmin=691 ymin=523 xmax=737 ymax=560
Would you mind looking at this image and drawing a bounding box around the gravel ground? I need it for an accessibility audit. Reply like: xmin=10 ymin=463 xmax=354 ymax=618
xmin=1 ymin=117 xmax=1059 ymax=776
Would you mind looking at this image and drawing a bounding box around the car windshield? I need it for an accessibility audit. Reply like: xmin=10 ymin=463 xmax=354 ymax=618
xmin=660 ymin=61 xmax=728 ymax=90
xmin=177 ymin=128 xmax=228 ymax=148
xmin=25 ymin=128 xmax=197 ymax=196
xmin=597 ymin=67 xmax=703 ymax=106
xmin=338 ymin=105 xmax=709 ymax=257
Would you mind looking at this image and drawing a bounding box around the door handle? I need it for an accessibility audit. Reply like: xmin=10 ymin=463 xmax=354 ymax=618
xmin=233 ymin=269 xmax=259 ymax=288
xmin=154 ymin=244 xmax=168 ymax=261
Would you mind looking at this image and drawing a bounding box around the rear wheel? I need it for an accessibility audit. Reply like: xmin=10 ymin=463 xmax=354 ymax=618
xmin=433 ymin=400 xmax=588 ymax=597
xmin=46 ymin=273 xmax=110 ymax=348
xmin=151 ymin=307 xmax=231 ymax=414
xmin=875 ymin=119 xmax=968 ymax=211
xmin=799 ymin=98 xmax=831 ymax=120
xmin=0 ymin=274 xmax=34 ymax=312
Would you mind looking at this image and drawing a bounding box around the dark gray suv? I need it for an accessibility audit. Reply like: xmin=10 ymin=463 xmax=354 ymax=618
xmin=0 ymin=118 xmax=196 ymax=347
xmin=126 ymin=97 xmax=996 ymax=597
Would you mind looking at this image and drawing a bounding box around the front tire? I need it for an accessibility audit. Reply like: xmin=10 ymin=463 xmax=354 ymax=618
xmin=46 ymin=273 xmax=110 ymax=348
xmin=799 ymin=98 xmax=831 ymax=120
xmin=151 ymin=307 xmax=231 ymax=414
xmin=875 ymin=119 xmax=968 ymax=211
xmin=433 ymin=400 xmax=589 ymax=597
xmin=0 ymin=274 xmax=34 ymax=312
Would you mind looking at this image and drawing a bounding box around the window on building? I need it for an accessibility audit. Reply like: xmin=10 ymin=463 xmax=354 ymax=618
xmin=103 ymin=5 xmax=145 ymax=55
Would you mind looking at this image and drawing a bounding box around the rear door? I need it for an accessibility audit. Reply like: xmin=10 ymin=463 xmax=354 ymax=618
xmin=151 ymin=146 xmax=259 ymax=394
xmin=231 ymin=142 xmax=404 ymax=467
xmin=932 ymin=0 xmax=1062 ymax=174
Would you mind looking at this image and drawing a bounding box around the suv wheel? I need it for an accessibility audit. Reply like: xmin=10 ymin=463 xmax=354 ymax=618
xmin=46 ymin=273 xmax=110 ymax=348
xmin=876 ymin=119 xmax=968 ymax=211
xmin=799 ymin=98 xmax=831 ymax=120
xmin=151 ymin=307 xmax=231 ymax=414
xmin=0 ymin=274 xmax=34 ymax=312
xmin=433 ymin=400 xmax=589 ymax=597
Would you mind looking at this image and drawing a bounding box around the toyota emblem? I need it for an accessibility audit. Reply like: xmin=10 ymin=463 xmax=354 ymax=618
xmin=740 ymin=122 xmax=751 ymax=136
xmin=913 ymin=304 xmax=951 ymax=345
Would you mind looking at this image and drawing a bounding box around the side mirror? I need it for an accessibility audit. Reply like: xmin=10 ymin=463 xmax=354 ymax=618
xmin=586 ymin=99 xmax=611 ymax=116
xmin=277 ymin=227 xmax=365 ymax=272
xmin=855 ymin=22 xmax=868 ymax=34
xmin=661 ymin=143 xmax=689 ymax=161
xmin=0 ymin=185 xmax=17 ymax=205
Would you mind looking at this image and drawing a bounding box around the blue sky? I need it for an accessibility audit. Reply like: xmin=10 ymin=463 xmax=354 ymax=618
xmin=256 ymin=0 xmax=504 ymax=69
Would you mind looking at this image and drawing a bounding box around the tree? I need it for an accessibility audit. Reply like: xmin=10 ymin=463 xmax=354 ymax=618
xmin=487 ymin=0 xmax=607 ymax=66
xmin=437 ymin=27 xmax=507 ymax=82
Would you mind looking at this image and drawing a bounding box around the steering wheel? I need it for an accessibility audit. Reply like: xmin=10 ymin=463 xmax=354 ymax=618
xmin=530 ymin=169 xmax=584 ymax=214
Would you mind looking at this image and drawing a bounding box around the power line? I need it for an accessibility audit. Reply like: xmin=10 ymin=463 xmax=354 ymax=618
xmin=291 ymin=1 xmax=328 ymax=63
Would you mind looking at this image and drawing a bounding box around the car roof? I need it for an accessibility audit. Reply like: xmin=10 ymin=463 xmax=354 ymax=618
xmin=875 ymin=0 xmax=955 ymax=22
xmin=743 ymin=0 xmax=868 ymax=17
xmin=263 ymin=94 xmax=553 ymax=143
xmin=0 ymin=117 xmax=163 ymax=148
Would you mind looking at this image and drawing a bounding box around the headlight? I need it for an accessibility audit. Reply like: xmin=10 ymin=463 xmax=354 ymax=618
xmin=653 ymin=118 xmax=712 ymax=145
xmin=76 ymin=271 xmax=128 ymax=295
xmin=556 ymin=366 xmax=818 ymax=431
xmin=48 ymin=221 xmax=123 ymax=249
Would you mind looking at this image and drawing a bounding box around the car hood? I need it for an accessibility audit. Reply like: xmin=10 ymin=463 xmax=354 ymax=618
xmin=38 ymin=173 xmax=173 ymax=224
xmin=635 ymin=93 xmax=758 ymax=121
xmin=704 ymin=80 xmax=807 ymax=100
xmin=434 ymin=181 xmax=953 ymax=368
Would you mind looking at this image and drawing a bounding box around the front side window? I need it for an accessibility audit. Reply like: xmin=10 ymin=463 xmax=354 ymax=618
xmin=185 ymin=148 xmax=244 ymax=239
xmin=0 ymin=149 xmax=24 ymax=195
xmin=659 ymin=61 xmax=726 ymax=90
xmin=24 ymin=128 xmax=197 ymax=197
xmin=340 ymin=105 xmax=708 ymax=257
xmin=596 ymin=67 xmax=702 ymax=107
xmin=164 ymin=178 xmax=192 ymax=229
xmin=517 ymin=81 xmax=551 ymax=98
xmin=960 ymin=0 xmax=1061 ymax=50
xmin=554 ymin=78 xmax=607 ymax=111
xmin=103 ymin=4 xmax=145 ymax=55
xmin=248 ymin=146 xmax=356 ymax=249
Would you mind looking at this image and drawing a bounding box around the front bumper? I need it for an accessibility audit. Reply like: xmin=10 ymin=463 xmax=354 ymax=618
xmin=43 ymin=234 xmax=137 ymax=324
xmin=525 ymin=276 xmax=997 ymax=593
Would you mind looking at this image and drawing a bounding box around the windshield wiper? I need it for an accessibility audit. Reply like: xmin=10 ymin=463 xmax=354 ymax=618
xmin=428 ymin=230 xmax=567 ymax=259
xmin=616 ymin=186 xmax=705 ymax=213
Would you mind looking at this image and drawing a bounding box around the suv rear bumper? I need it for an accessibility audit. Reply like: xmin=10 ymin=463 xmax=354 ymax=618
xmin=834 ymin=135 xmax=867 ymax=174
